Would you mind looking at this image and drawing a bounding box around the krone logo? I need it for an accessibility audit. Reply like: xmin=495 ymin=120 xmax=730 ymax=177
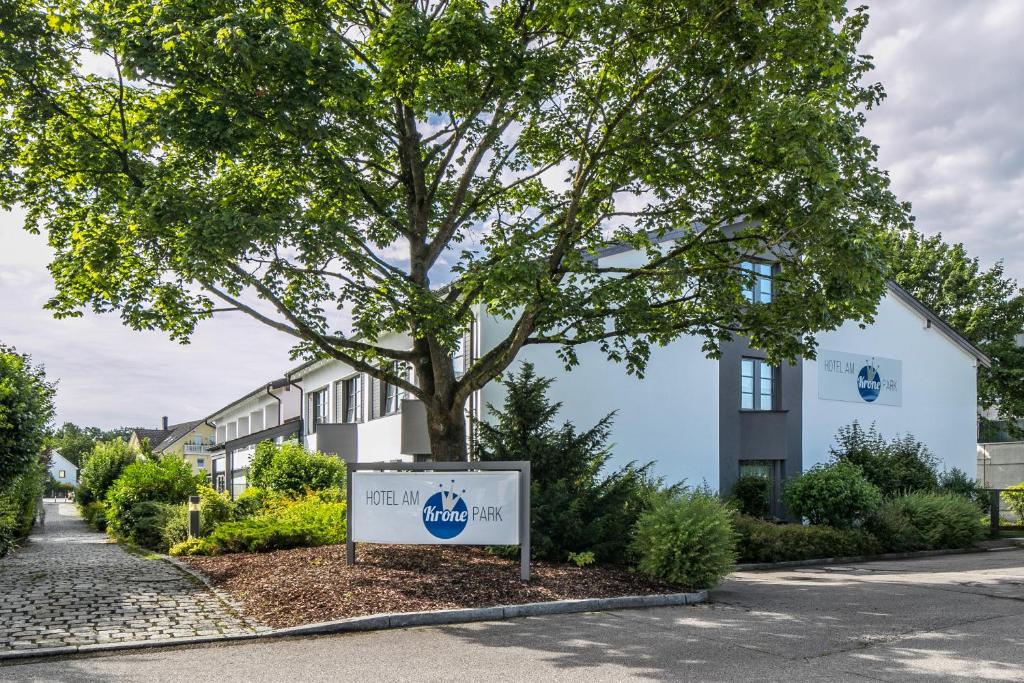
xmin=857 ymin=364 xmax=882 ymax=402
xmin=422 ymin=480 xmax=469 ymax=539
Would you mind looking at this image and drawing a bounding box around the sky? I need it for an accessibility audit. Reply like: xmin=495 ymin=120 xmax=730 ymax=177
xmin=1 ymin=0 xmax=1022 ymax=430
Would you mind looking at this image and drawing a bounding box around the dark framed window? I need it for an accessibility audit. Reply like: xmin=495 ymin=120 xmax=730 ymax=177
xmin=308 ymin=387 xmax=328 ymax=433
xmin=369 ymin=362 xmax=409 ymax=419
xmin=58 ymin=470 xmax=65 ymax=479
xmin=741 ymin=261 xmax=773 ymax=303
xmin=741 ymin=358 xmax=776 ymax=411
xmin=343 ymin=375 xmax=362 ymax=423
xmin=453 ymin=334 xmax=467 ymax=378
xmin=739 ymin=459 xmax=784 ymax=516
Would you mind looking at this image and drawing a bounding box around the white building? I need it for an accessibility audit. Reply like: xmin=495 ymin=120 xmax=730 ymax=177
xmin=48 ymin=450 xmax=77 ymax=486
xmin=210 ymin=232 xmax=988 ymax=507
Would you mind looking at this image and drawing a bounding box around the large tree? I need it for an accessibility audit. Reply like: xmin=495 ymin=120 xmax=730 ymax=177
xmin=885 ymin=228 xmax=1024 ymax=439
xmin=0 ymin=344 xmax=55 ymax=490
xmin=1 ymin=1 xmax=908 ymax=460
xmin=46 ymin=422 xmax=131 ymax=468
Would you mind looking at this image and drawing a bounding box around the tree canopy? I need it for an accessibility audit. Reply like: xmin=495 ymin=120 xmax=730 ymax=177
xmin=0 ymin=1 xmax=908 ymax=459
xmin=885 ymin=228 xmax=1024 ymax=438
xmin=0 ymin=344 xmax=55 ymax=490
xmin=46 ymin=422 xmax=131 ymax=468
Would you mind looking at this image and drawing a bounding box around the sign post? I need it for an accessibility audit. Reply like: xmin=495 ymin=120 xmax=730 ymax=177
xmin=346 ymin=461 xmax=531 ymax=581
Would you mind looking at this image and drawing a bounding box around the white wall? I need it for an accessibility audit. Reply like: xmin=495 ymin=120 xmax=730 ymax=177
xmin=803 ymin=292 xmax=979 ymax=474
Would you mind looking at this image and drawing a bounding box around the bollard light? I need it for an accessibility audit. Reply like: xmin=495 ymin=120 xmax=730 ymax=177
xmin=188 ymin=495 xmax=201 ymax=538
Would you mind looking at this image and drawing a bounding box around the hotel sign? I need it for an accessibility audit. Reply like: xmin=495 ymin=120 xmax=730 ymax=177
xmin=818 ymin=349 xmax=902 ymax=407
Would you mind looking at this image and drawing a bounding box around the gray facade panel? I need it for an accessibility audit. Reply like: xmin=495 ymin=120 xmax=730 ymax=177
xmin=400 ymin=399 xmax=431 ymax=456
xmin=315 ymin=423 xmax=359 ymax=463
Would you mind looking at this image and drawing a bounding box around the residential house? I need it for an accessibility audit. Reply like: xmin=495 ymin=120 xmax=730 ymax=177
xmin=128 ymin=417 xmax=216 ymax=475
xmin=48 ymin=450 xmax=77 ymax=486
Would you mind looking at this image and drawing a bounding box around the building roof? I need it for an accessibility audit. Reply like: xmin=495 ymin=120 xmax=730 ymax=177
xmin=204 ymin=377 xmax=291 ymax=423
xmin=131 ymin=427 xmax=172 ymax=448
xmin=152 ymin=419 xmax=207 ymax=453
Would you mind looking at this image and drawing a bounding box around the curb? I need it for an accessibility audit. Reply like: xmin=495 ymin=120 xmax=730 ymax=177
xmin=733 ymin=542 xmax=1020 ymax=571
xmin=0 ymin=591 xmax=708 ymax=664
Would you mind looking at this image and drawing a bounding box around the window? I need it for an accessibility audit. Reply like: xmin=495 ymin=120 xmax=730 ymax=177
xmin=370 ymin=362 xmax=409 ymax=419
xmin=309 ymin=388 xmax=328 ymax=433
xmin=384 ymin=377 xmax=401 ymax=415
xmin=742 ymin=261 xmax=773 ymax=303
xmin=453 ymin=334 xmax=467 ymax=377
xmin=58 ymin=470 xmax=65 ymax=479
xmin=196 ymin=458 xmax=205 ymax=469
xmin=342 ymin=375 xmax=362 ymax=423
xmin=741 ymin=358 xmax=776 ymax=411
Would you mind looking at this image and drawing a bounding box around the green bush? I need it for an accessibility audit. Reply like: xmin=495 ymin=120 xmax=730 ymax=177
xmin=174 ymin=494 xmax=347 ymax=556
xmin=0 ymin=346 xmax=54 ymax=492
xmin=81 ymin=501 xmax=108 ymax=532
xmin=234 ymin=486 xmax=277 ymax=518
xmin=830 ymin=422 xmax=938 ymax=496
xmin=0 ymin=462 xmax=46 ymax=556
xmin=730 ymin=475 xmax=771 ymax=519
xmin=734 ymin=515 xmax=883 ymax=563
xmin=783 ymin=461 xmax=881 ymax=528
xmin=476 ymin=363 xmax=662 ymax=563
xmin=937 ymin=468 xmax=989 ymax=513
xmin=870 ymin=492 xmax=986 ymax=552
xmin=631 ymin=489 xmax=736 ymax=589
xmin=162 ymin=486 xmax=236 ymax=549
xmin=1003 ymin=482 xmax=1024 ymax=521
xmin=129 ymin=501 xmax=179 ymax=550
xmin=248 ymin=441 xmax=346 ymax=495
xmin=77 ymin=439 xmax=138 ymax=506
xmin=169 ymin=536 xmax=216 ymax=557
xmin=105 ymin=456 xmax=205 ymax=539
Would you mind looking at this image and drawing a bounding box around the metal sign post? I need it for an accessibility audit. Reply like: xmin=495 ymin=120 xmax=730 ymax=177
xmin=346 ymin=460 xmax=531 ymax=581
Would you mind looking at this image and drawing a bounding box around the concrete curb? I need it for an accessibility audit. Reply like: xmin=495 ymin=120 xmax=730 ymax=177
xmin=0 ymin=590 xmax=708 ymax=664
xmin=733 ymin=542 xmax=1020 ymax=572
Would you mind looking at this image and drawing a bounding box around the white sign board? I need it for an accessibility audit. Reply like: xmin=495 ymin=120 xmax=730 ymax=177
xmin=817 ymin=349 xmax=902 ymax=407
xmin=350 ymin=471 xmax=520 ymax=545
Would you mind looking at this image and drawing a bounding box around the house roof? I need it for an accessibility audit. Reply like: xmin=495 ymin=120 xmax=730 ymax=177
xmin=131 ymin=427 xmax=172 ymax=448
xmin=152 ymin=419 xmax=207 ymax=453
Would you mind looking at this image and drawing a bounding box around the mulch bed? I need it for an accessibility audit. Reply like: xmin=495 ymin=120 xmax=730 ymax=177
xmin=183 ymin=544 xmax=682 ymax=628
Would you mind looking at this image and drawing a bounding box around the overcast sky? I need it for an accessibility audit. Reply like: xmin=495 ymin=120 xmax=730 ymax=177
xmin=1 ymin=1 xmax=1021 ymax=430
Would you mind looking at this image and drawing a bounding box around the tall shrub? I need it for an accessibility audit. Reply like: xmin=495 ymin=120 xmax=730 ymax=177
xmin=0 ymin=344 xmax=54 ymax=490
xmin=0 ymin=461 xmax=46 ymax=556
xmin=248 ymin=441 xmax=346 ymax=495
xmin=105 ymin=456 xmax=205 ymax=539
xmin=783 ymin=461 xmax=881 ymax=528
xmin=77 ymin=438 xmax=139 ymax=506
xmin=937 ymin=467 xmax=989 ymax=513
xmin=869 ymin=492 xmax=985 ymax=552
xmin=631 ymin=489 xmax=737 ymax=589
xmin=830 ymin=422 xmax=938 ymax=496
xmin=475 ymin=363 xmax=661 ymax=563
xmin=730 ymin=475 xmax=772 ymax=519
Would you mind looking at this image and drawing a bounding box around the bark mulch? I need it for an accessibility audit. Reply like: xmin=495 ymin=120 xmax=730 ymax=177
xmin=183 ymin=544 xmax=682 ymax=628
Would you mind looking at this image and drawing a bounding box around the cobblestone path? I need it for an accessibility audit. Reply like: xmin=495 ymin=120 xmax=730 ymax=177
xmin=0 ymin=502 xmax=261 ymax=652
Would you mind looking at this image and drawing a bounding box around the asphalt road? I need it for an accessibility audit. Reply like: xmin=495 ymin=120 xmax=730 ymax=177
xmin=4 ymin=548 xmax=1024 ymax=682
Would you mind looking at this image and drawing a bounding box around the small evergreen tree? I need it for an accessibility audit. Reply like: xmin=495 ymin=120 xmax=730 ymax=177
xmin=475 ymin=363 xmax=661 ymax=563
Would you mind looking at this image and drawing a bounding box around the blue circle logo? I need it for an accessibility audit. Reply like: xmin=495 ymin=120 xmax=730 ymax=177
xmin=422 ymin=482 xmax=469 ymax=539
xmin=857 ymin=365 xmax=881 ymax=402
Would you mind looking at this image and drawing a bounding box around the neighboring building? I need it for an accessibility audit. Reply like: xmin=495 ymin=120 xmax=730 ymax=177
xmin=128 ymin=417 xmax=216 ymax=475
xmin=48 ymin=450 xmax=77 ymax=486
xmin=205 ymin=379 xmax=303 ymax=498
xmin=204 ymin=230 xmax=987 ymax=508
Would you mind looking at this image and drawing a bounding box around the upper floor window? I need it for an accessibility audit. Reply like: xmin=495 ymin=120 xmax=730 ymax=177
xmin=453 ymin=335 xmax=467 ymax=378
xmin=341 ymin=375 xmax=363 ymax=423
xmin=308 ymin=387 xmax=328 ymax=433
xmin=741 ymin=358 xmax=776 ymax=411
xmin=742 ymin=261 xmax=773 ymax=303
xmin=370 ymin=362 xmax=409 ymax=419
xmin=58 ymin=470 xmax=65 ymax=479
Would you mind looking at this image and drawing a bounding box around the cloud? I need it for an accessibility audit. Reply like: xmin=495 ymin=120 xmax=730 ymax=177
xmin=859 ymin=0 xmax=1024 ymax=282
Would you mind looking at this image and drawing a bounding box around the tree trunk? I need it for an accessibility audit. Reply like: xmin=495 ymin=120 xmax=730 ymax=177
xmin=426 ymin=406 xmax=469 ymax=462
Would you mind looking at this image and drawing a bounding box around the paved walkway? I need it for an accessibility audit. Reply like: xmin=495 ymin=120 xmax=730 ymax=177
xmin=4 ymin=548 xmax=1022 ymax=681
xmin=0 ymin=502 xmax=258 ymax=652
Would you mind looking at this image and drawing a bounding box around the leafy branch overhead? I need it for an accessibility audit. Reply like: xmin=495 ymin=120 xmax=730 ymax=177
xmin=1 ymin=0 xmax=908 ymax=457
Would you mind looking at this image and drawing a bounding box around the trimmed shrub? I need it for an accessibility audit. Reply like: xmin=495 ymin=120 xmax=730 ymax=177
xmin=1004 ymin=482 xmax=1024 ymax=521
xmin=631 ymin=489 xmax=736 ymax=589
xmin=730 ymin=475 xmax=771 ymax=519
xmin=937 ymin=468 xmax=989 ymax=513
xmin=476 ymin=363 xmax=662 ymax=563
xmin=783 ymin=461 xmax=881 ymax=528
xmin=830 ymin=422 xmax=938 ymax=496
xmin=105 ymin=456 xmax=205 ymax=540
xmin=129 ymin=501 xmax=178 ymax=550
xmin=0 ymin=462 xmax=46 ymax=556
xmin=77 ymin=439 xmax=138 ymax=506
xmin=234 ymin=486 xmax=277 ymax=519
xmin=81 ymin=501 xmax=108 ymax=532
xmin=172 ymin=494 xmax=347 ymax=556
xmin=734 ymin=515 xmax=883 ymax=563
xmin=248 ymin=441 xmax=346 ymax=495
xmin=162 ymin=486 xmax=236 ymax=549
xmin=870 ymin=492 xmax=986 ymax=552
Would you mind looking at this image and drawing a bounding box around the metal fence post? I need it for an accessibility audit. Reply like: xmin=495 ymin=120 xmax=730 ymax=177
xmin=990 ymin=489 xmax=1001 ymax=537
xmin=346 ymin=464 xmax=356 ymax=566
xmin=188 ymin=496 xmax=201 ymax=538
xmin=520 ymin=461 xmax=530 ymax=583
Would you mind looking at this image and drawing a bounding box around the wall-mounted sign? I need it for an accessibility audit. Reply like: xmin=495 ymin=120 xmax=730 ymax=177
xmin=350 ymin=471 xmax=520 ymax=545
xmin=817 ymin=349 xmax=902 ymax=407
